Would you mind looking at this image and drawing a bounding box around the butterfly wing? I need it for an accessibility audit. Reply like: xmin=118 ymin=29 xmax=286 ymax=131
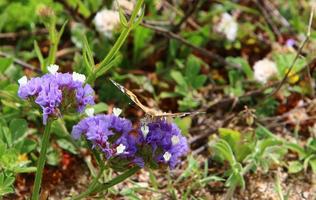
xmin=110 ymin=79 xmax=153 ymax=113
xmin=153 ymin=111 xmax=205 ymax=118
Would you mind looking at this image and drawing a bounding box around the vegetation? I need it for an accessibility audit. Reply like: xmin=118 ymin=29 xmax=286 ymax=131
xmin=0 ymin=0 xmax=316 ymax=199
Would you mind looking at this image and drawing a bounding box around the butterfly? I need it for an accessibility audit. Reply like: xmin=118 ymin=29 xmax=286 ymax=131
xmin=110 ymin=79 xmax=203 ymax=120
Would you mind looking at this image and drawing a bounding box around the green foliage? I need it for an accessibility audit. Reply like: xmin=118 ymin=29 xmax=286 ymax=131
xmin=161 ymin=55 xmax=206 ymax=111
xmin=286 ymin=138 xmax=316 ymax=173
xmin=0 ymin=172 xmax=15 ymax=197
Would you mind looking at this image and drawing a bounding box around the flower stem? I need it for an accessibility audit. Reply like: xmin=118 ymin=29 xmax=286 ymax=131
xmin=86 ymin=0 xmax=144 ymax=84
xmin=94 ymin=166 xmax=140 ymax=193
xmin=71 ymin=163 xmax=106 ymax=200
xmin=31 ymin=120 xmax=53 ymax=200
xmin=72 ymin=166 xmax=140 ymax=200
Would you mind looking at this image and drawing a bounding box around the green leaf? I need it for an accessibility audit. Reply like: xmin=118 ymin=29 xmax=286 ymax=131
xmin=0 ymin=57 xmax=12 ymax=73
xmin=9 ymin=119 xmax=27 ymax=142
xmin=309 ymin=158 xmax=316 ymax=173
xmin=34 ymin=40 xmax=44 ymax=71
xmin=96 ymin=54 xmax=122 ymax=77
xmin=186 ymin=55 xmax=201 ymax=78
xmin=170 ymin=70 xmax=187 ymax=86
xmin=82 ymin=35 xmax=95 ymax=74
xmin=118 ymin=7 xmax=128 ymax=28
xmin=174 ymin=117 xmax=192 ymax=136
xmin=92 ymin=102 xmax=108 ymax=114
xmin=192 ymin=75 xmax=207 ymax=89
xmin=284 ymin=142 xmax=306 ymax=159
xmin=57 ymin=139 xmax=77 ymax=155
xmin=288 ymin=161 xmax=303 ymax=173
xmin=218 ymin=128 xmax=241 ymax=152
xmin=214 ymin=139 xmax=236 ymax=166
xmin=226 ymin=57 xmax=253 ymax=79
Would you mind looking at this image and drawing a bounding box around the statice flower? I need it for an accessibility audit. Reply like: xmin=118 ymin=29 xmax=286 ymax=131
xmin=138 ymin=120 xmax=189 ymax=169
xmin=71 ymin=114 xmax=137 ymax=159
xmin=17 ymin=65 xmax=94 ymax=124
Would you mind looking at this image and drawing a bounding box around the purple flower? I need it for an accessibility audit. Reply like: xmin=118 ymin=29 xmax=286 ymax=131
xmin=17 ymin=68 xmax=95 ymax=124
xmin=285 ymin=38 xmax=295 ymax=48
xmin=71 ymin=114 xmax=136 ymax=159
xmin=139 ymin=120 xmax=189 ymax=169
xmin=72 ymin=115 xmax=189 ymax=169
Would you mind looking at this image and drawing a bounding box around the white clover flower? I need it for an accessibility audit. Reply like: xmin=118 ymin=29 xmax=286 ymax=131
xmin=253 ymin=59 xmax=278 ymax=84
xmin=215 ymin=13 xmax=238 ymax=41
xmin=116 ymin=144 xmax=126 ymax=154
xmin=18 ymin=76 xmax=28 ymax=86
xmin=288 ymin=108 xmax=308 ymax=124
xmin=94 ymin=9 xmax=120 ymax=37
xmin=163 ymin=151 xmax=172 ymax=162
xmin=47 ymin=64 xmax=59 ymax=74
xmin=171 ymin=135 xmax=180 ymax=145
xmin=113 ymin=107 xmax=122 ymax=117
xmin=141 ymin=124 xmax=149 ymax=138
xmin=115 ymin=0 xmax=135 ymax=12
xmin=72 ymin=72 xmax=86 ymax=82
xmin=85 ymin=108 xmax=95 ymax=117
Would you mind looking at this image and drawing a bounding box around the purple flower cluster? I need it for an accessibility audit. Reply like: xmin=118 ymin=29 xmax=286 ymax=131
xmin=18 ymin=72 xmax=94 ymax=124
xmin=139 ymin=120 xmax=189 ymax=169
xmin=72 ymin=114 xmax=137 ymax=158
xmin=71 ymin=115 xmax=189 ymax=169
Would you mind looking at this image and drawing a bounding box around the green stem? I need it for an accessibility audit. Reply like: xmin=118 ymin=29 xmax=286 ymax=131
xmin=94 ymin=166 xmax=140 ymax=193
xmin=71 ymin=164 xmax=106 ymax=200
xmin=86 ymin=0 xmax=144 ymax=84
xmin=31 ymin=121 xmax=53 ymax=200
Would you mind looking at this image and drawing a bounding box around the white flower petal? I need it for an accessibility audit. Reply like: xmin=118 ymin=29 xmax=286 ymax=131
xmin=18 ymin=76 xmax=28 ymax=86
xmin=163 ymin=151 xmax=172 ymax=162
xmin=85 ymin=108 xmax=94 ymax=117
xmin=72 ymin=72 xmax=86 ymax=82
xmin=141 ymin=124 xmax=149 ymax=138
xmin=113 ymin=107 xmax=122 ymax=117
xmin=171 ymin=135 xmax=180 ymax=145
xmin=253 ymin=59 xmax=278 ymax=84
xmin=216 ymin=13 xmax=238 ymax=41
xmin=116 ymin=144 xmax=126 ymax=154
xmin=47 ymin=64 xmax=59 ymax=74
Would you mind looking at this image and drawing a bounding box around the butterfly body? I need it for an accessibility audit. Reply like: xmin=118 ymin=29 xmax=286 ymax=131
xmin=110 ymin=79 xmax=203 ymax=120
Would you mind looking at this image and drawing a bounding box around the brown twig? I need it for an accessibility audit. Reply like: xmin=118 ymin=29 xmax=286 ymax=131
xmin=56 ymin=47 xmax=79 ymax=58
xmin=254 ymin=0 xmax=282 ymax=40
xmin=173 ymin=1 xmax=201 ymax=32
xmin=141 ymin=21 xmax=240 ymax=69
xmin=0 ymin=51 xmax=41 ymax=73
xmin=268 ymin=9 xmax=314 ymax=98
xmin=0 ymin=28 xmax=48 ymax=39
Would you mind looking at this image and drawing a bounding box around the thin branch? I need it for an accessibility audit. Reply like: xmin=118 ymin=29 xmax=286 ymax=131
xmin=268 ymin=9 xmax=314 ymax=97
xmin=254 ymin=0 xmax=282 ymax=39
xmin=0 ymin=51 xmax=41 ymax=73
xmin=141 ymin=21 xmax=240 ymax=68
xmin=0 ymin=28 xmax=48 ymax=39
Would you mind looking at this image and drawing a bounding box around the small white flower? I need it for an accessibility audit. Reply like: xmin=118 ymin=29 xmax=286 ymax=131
xmin=116 ymin=144 xmax=126 ymax=154
xmin=216 ymin=13 xmax=238 ymax=41
xmin=163 ymin=151 xmax=172 ymax=162
xmin=141 ymin=124 xmax=149 ymax=138
xmin=253 ymin=59 xmax=278 ymax=84
xmin=113 ymin=107 xmax=122 ymax=117
xmin=18 ymin=76 xmax=28 ymax=86
xmin=171 ymin=135 xmax=180 ymax=145
xmin=94 ymin=9 xmax=120 ymax=37
xmin=85 ymin=108 xmax=94 ymax=117
xmin=47 ymin=64 xmax=59 ymax=74
xmin=115 ymin=0 xmax=135 ymax=12
xmin=72 ymin=72 xmax=86 ymax=82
